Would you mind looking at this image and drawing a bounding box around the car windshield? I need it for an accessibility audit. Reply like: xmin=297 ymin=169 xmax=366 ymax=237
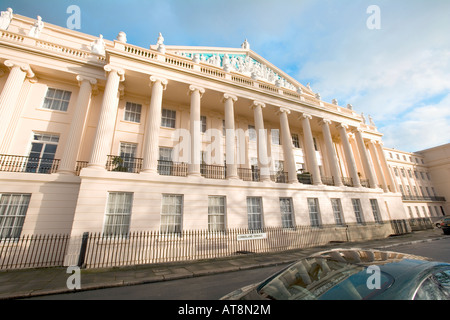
xmin=258 ymin=257 xmax=394 ymax=300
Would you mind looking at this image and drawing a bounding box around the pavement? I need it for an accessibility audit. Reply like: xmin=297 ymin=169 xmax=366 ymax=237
xmin=0 ymin=228 xmax=448 ymax=300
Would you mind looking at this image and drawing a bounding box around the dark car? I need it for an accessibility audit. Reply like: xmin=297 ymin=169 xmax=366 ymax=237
xmin=440 ymin=218 xmax=450 ymax=235
xmin=221 ymin=248 xmax=450 ymax=300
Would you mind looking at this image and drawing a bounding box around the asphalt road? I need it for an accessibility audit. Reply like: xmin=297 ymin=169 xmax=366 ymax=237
xmin=31 ymin=238 xmax=450 ymax=300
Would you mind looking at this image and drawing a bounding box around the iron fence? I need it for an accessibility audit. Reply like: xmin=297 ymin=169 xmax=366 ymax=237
xmin=0 ymin=234 xmax=70 ymax=270
xmin=0 ymin=219 xmax=424 ymax=270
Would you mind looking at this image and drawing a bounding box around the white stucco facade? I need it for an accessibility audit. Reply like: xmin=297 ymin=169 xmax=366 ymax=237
xmin=0 ymin=11 xmax=445 ymax=244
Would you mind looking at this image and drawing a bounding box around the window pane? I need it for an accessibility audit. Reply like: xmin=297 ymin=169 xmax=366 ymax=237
xmin=208 ymin=196 xmax=226 ymax=232
xmin=0 ymin=194 xmax=31 ymax=239
xmin=160 ymin=195 xmax=183 ymax=233
xmin=103 ymin=192 xmax=133 ymax=237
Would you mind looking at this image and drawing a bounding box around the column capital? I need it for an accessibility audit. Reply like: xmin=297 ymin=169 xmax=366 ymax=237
xmin=222 ymin=93 xmax=238 ymax=103
xmin=250 ymin=100 xmax=266 ymax=109
xmin=76 ymin=75 xmax=97 ymax=86
xmin=319 ymin=118 xmax=332 ymax=126
xmin=299 ymin=113 xmax=312 ymax=120
xmin=104 ymin=64 xmax=125 ymax=81
xmin=276 ymin=107 xmax=291 ymax=115
xmin=188 ymin=84 xmax=205 ymax=96
xmin=149 ymin=75 xmax=168 ymax=90
xmin=336 ymin=123 xmax=349 ymax=130
xmin=4 ymin=60 xmax=35 ymax=78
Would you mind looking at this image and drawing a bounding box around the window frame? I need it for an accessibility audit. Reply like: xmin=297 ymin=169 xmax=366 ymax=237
xmin=124 ymin=101 xmax=142 ymax=123
xmin=208 ymin=196 xmax=226 ymax=232
xmin=247 ymin=197 xmax=263 ymax=231
xmin=0 ymin=193 xmax=31 ymax=239
xmin=307 ymin=198 xmax=321 ymax=227
xmin=103 ymin=192 xmax=133 ymax=237
xmin=41 ymin=87 xmax=72 ymax=112
xmin=160 ymin=194 xmax=183 ymax=234
xmin=161 ymin=108 xmax=176 ymax=129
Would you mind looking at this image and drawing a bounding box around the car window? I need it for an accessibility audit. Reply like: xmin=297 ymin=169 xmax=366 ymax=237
xmin=434 ymin=270 xmax=450 ymax=292
xmin=257 ymin=258 xmax=393 ymax=300
xmin=414 ymin=276 xmax=448 ymax=300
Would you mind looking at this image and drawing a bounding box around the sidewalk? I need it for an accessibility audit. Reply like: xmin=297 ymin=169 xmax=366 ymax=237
xmin=0 ymin=228 xmax=447 ymax=300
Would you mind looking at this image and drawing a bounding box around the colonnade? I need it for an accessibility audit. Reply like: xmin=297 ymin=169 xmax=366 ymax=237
xmin=0 ymin=61 xmax=396 ymax=192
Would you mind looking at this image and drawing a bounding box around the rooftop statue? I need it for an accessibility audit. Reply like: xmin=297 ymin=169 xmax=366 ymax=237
xmin=0 ymin=7 xmax=13 ymax=30
xmin=241 ymin=39 xmax=250 ymax=50
xmin=156 ymin=32 xmax=165 ymax=53
xmin=91 ymin=34 xmax=105 ymax=55
xmin=116 ymin=31 xmax=127 ymax=43
xmin=28 ymin=15 xmax=44 ymax=38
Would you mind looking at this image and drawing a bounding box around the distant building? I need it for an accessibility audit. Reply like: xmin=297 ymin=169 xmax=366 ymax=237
xmin=0 ymin=10 xmax=446 ymax=246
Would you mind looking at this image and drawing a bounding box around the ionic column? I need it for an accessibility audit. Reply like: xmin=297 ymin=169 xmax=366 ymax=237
xmin=354 ymin=129 xmax=378 ymax=188
xmin=300 ymin=113 xmax=322 ymax=185
xmin=337 ymin=124 xmax=361 ymax=187
xmin=222 ymin=93 xmax=238 ymax=179
xmin=320 ymin=119 xmax=343 ymax=187
xmin=377 ymin=143 xmax=397 ymax=192
xmin=251 ymin=101 xmax=270 ymax=182
xmin=368 ymin=140 xmax=388 ymax=192
xmin=58 ymin=75 xmax=97 ymax=174
xmin=0 ymin=60 xmax=35 ymax=153
xmin=188 ymin=85 xmax=205 ymax=177
xmin=88 ymin=65 xmax=125 ymax=169
xmin=278 ymin=108 xmax=297 ymax=183
xmin=141 ymin=76 xmax=168 ymax=173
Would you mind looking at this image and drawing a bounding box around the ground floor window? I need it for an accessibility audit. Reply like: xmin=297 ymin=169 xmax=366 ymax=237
xmin=352 ymin=199 xmax=364 ymax=224
xmin=279 ymin=197 xmax=294 ymax=228
xmin=103 ymin=192 xmax=133 ymax=237
xmin=331 ymin=198 xmax=344 ymax=226
xmin=247 ymin=197 xmax=263 ymax=230
xmin=0 ymin=194 xmax=31 ymax=239
xmin=208 ymin=196 xmax=226 ymax=232
xmin=370 ymin=199 xmax=383 ymax=223
xmin=161 ymin=194 xmax=183 ymax=234
xmin=308 ymin=198 xmax=321 ymax=227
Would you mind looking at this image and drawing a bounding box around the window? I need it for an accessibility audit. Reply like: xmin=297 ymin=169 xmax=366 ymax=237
xmin=158 ymin=147 xmax=173 ymax=175
xmin=0 ymin=194 xmax=31 ymax=239
xmin=161 ymin=109 xmax=176 ymax=128
xmin=42 ymin=88 xmax=71 ymax=111
xmin=307 ymin=198 xmax=321 ymax=227
xmin=271 ymin=129 xmax=280 ymax=145
xmin=208 ymin=196 xmax=226 ymax=232
xmin=103 ymin=192 xmax=133 ymax=237
xmin=200 ymin=115 xmax=207 ymax=133
xmin=370 ymin=199 xmax=382 ymax=223
xmin=161 ymin=194 xmax=183 ymax=233
xmin=331 ymin=199 xmax=344 ymax=226
xmin=248 ymin=125 xmax=256 ymax=141
xmin=27 ymin=133 xmax=59 ymax=173
xmin=292 ymin=134 xmax=300 ymax=148
xmin=352 ymin=199 xmax=364 ymax=224
xmin=119 ymin=142 xmax=138 ymax=172
xmin=124 ymin=102 xmax=142 ymax=123
xmin=408 ymin=207 xmax=414 ymax=219
xmin=394 ymin=167 xmax=399 ymax=176
xmin=279 ymin=198 xmax=294 ymax=228
xmin=247 ymin=197 xmax=263 ymax=230
xmin=399 ymin=185 xmax=405 ymax=196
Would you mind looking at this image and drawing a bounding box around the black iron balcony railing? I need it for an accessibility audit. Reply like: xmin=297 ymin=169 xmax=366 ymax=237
xmin=321 ymin=176 xmax=334 ymax=186
xmin=360 ymin=179 xmax=370 ymax=188
xmin=297 ymin=172 xmax=313 ymax=184
xmin=106 ymin=155 xmax=143 ymax=173
xmin=201 ymin=163 xmax=226 ymax=180
xmin=0 ymin=154 xmax=60 ymax=174
xmin=271 ymin=171 xmax=288 ymax=183
xmin=341 ymin=177 xmax=353 ymax=187
xmin=402 ymin=195 xmax=446 ymax=202
xmin=238 ymin=167 xmax=260 ymax=182
xmin=157 ymin=160 xmax=188 ymax=177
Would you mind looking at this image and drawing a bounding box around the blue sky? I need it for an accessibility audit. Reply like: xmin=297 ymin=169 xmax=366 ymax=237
xmin=2 ymin=0 xmax=450 ymax=152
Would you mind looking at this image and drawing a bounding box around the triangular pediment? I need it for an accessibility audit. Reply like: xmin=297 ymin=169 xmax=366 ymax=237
xmin=162 ymin=43 xmax=314 ymax=95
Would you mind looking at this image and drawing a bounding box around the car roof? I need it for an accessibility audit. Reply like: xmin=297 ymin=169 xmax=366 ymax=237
xmin=310 ymin=248 xmax=442 ymax=278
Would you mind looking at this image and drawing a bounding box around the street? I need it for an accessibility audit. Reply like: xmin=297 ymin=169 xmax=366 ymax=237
xmin=31 ymin=237 xmax=450 ymax=300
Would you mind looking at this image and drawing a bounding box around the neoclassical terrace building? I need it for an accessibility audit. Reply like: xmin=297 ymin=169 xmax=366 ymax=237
xmin=0 ymin=11 xmax=414 ymax=241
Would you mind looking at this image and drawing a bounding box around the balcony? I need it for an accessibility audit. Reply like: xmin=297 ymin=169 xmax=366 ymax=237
xmin=157 ymin=160 xmax=188 ymax=177
xmin=106 ymin=155 xmax=142 ymax=173
xmin=201 ymin=164 xmax=226 ymax=180
xmin=0 ymin=154 xmax=60 ymax=174
xmin=238 ymin=168 xmax=260 ymax=182
xmin=402 ymin=195 xmax=446 ymax=202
